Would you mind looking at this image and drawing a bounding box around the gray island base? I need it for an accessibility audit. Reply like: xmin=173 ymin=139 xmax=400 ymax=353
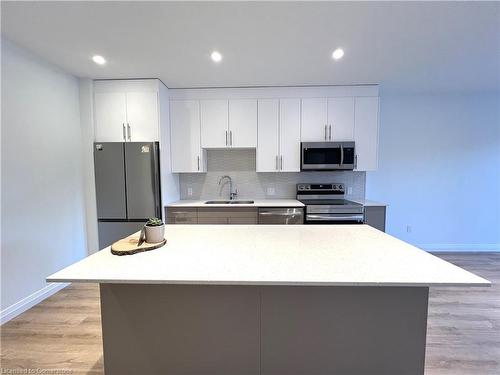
xmin=47 ymin=225 xmax=489 ymax=375
xmin=101 ymin=284 xmax=428 ymax=375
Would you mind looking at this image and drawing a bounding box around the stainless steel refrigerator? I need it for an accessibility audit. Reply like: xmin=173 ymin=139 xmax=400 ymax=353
xmin=94 ymin=142 xmax=161 ymax=248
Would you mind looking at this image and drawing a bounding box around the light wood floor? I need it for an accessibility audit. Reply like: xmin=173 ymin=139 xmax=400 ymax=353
xmin=1 ymin=253 xmax=499 ymax=375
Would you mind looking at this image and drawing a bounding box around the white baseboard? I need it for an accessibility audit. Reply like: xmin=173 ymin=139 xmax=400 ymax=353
xmin=418 ymin=243 xmax=500 ymax=252
xmin=0 ymin=282 xmax=69 ymax=325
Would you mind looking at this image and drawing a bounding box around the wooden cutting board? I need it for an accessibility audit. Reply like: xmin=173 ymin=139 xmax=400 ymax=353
xmin=111 ymin=236 xmax=166 ymax=256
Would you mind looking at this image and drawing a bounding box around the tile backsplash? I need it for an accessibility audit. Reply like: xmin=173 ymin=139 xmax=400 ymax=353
xmin=179 ymin=149 xmax=366 ymax=200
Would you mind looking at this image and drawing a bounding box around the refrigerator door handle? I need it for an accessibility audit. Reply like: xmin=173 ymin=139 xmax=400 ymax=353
xmin=151 ymin=142 xmax=161 ymax=218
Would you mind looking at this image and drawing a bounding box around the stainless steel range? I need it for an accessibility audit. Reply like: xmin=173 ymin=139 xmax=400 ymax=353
xmin=297 ymin=183 xmax=364 ymax=224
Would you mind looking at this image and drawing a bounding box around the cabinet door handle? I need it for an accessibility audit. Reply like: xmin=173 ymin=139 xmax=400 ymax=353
xmin=329 ymin=124 xmax=332 ymax=140
xmin=230 ymin=131 xmax=233 ymax=146
xmin=276 ymin=155 xmax=279 ymax=170
xmin=122 ymin=123 xmax=126 ymax=140
xmin=127 ymin=123 xmax=131 ymax=141
xmin=324 ymin=125 xmax=328 ymax=140
xmin=197 ymin=156 xmax=200 ymax=171
xmin=280 ymin=155 xmax=283 ymax=170
xmin=225 ymin=131 xmax=228 ymax=146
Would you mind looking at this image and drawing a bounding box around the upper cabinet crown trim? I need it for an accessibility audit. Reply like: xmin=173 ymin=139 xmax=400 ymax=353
xmin=169 ymin=85 xmax=378 ymax=100
xmin=94 ymin=79 xmax=162 ymax=93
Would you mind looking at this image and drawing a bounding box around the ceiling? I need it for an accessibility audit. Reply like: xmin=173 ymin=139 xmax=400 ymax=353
xmin=2 ymin=1 xmax=499 ymax=93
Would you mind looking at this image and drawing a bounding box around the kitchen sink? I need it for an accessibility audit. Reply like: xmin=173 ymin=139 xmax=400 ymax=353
xmin=204 ymin=200 xmax=254 ymax=204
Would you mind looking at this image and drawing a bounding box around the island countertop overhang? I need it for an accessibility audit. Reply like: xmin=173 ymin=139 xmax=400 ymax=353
xmin=47 ymin=225 xmax=490 ymax=287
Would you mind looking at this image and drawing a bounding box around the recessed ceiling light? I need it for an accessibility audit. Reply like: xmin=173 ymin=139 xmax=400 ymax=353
xmin=92 ymin=55 xmax=106 ymax=65
xmin=332 ymin=48 xmax=344 ymax=60
xmin=211 ymin=51 xmax=222 ymax=63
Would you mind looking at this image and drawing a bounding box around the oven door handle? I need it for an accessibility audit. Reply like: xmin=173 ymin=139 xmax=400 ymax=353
xmin=340 ymin=144 xmax=344 ymax=165
xmin=306 ymin=214 xmax=364 ymax=222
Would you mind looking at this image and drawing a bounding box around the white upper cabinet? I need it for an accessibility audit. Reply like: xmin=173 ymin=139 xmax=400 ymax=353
xmin=200 ymin=99 xmax=257 ymax=148
xmin=279 ymin=99 xmax=301 ymax=172
xmin=170 ymin=100 xmax=205 ymax=173
xmin=301 ymin=97 xmax=355 ymax=142
xmin=125 ymin=92 xmax=159 ymax=142
xmin=354 ymin=97 xmax=379 ymax=171
xmin=94 ymin=81 xmax=160 ymax=142
xmin=169 ymin=85 xmax=379 ymax=172
xmin=328 ymin=97 xmax=354 ymax=141
xmin=228 ymin=99 xmax=257 ymax=148
xmin=200 ymin=100 xmax=228 ymax=148
xmin=257 ymin=98 xmax=300 ymax=172
xmin=257 ymin=99 xmax=279 ymax=172
xmin=301 ymin=98 xmax=328 ymax=142
xmin=94 ymin=92 xmax=127 ymax=142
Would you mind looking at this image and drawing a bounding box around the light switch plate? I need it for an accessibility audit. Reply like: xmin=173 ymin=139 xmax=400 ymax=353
xmin=347 ymin=186 xmax=353 ymax=195
xmin=267 ymin=187 xmax=276 ymax=196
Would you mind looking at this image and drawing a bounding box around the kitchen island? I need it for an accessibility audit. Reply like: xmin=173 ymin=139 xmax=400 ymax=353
xmin=48 ymin=225 xmax=489 ymax=375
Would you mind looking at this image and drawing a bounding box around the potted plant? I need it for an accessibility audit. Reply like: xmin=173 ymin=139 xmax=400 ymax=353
xmin=144 ymin=217 xmax=165 ymax=243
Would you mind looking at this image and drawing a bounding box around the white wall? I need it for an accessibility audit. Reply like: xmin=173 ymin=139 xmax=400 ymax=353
xmin=366 ymin=93 xmax=500 ymax=251
xmin=79 ymin=78 xmax=99 ymax=254
xmin=1 ymin=39 xmax=87 ymax=320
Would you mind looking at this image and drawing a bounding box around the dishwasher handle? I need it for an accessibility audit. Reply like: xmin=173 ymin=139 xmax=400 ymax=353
xmin=258 ymin=212 xmax=301 ymax=216
xmin=258 ymin=208 xmax=304 ymax=224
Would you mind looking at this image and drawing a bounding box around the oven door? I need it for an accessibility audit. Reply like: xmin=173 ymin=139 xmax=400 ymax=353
xmin=301 ymin=142 xmax=355 ymax=171
xmin=305 ymin=213 xmax=364 ymax=224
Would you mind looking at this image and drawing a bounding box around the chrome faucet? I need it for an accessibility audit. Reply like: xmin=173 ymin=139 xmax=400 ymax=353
xmin=218 ymin=175 xmax=238 ymax=200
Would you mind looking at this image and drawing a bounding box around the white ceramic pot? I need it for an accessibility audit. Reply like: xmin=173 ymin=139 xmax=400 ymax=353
xmin=145 ymin=224 xmax=165 ymax=243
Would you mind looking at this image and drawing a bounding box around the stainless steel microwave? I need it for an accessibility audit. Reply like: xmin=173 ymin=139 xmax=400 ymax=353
xmin=301 ymin=142 xmax=355 ymax=171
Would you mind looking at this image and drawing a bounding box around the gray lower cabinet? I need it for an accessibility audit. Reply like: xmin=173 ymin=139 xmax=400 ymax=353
xmin=198 ymin=208 xmax=258 ymax=225
xmin=166 ymin=207 xmax=198 ymax=224
xmin=364 ymin=206 xmax=386 ymax=232
xmin=198 ymin=217 xmax=229 ymax=224
xmin=166 ymin=207 xmax=258 ymax=225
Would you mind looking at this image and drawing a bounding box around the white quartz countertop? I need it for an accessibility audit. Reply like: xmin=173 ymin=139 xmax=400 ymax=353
xmin=48 ymin=225 xmax=489 ymax=287
xmin=167 ymin=199 xmax=386 ymax=208
xmin=351 ymin=199 xmax=388 ymax=207
xmin=166 ymin=199 xmax=304 ymax=208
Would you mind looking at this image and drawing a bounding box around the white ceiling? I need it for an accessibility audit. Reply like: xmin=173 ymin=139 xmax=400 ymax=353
xmin=2 ymin=1 xmax=499 ymax=93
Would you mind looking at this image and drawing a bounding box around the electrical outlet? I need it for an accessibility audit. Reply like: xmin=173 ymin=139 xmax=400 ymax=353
xmin=267 ymin=187 xmax=276 ymax=196
xmin=347 ymin=186 xmax=353 ymax=195
xmin=187 ymin=187 xmax=193 ymax=197
xmin=406 ymin=225 xmax=412 ymax=233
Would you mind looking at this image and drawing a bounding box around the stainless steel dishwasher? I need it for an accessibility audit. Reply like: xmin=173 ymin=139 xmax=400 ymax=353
xmin=258 ymin=207 xmax=304 ymax=224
